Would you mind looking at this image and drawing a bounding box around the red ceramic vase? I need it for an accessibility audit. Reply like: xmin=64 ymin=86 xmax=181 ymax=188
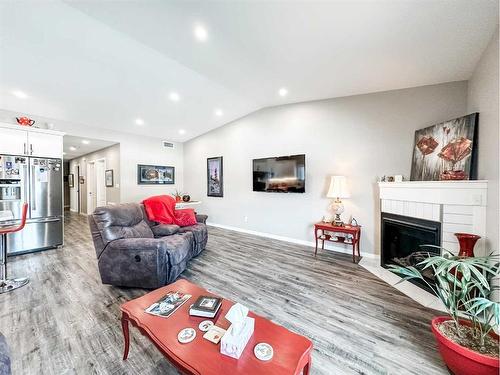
xmin=454 ymin=233 xmax=481 ymax=257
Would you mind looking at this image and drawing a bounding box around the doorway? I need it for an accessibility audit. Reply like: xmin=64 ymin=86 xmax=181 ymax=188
xmin=86 ymin=158 xmax=106 ymax=214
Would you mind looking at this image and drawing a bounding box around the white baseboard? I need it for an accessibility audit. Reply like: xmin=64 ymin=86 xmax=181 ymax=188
xmin=70 ymin=208 xmax=77 ymax=213
xmin=206 ymin=221 xmax=377 ymax=259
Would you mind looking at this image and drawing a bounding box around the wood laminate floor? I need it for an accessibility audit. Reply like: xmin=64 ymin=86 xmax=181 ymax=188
xmin=0 ymin=213 xmax=447 ymax=375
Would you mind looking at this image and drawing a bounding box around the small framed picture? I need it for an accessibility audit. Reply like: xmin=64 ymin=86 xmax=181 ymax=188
xmin=207 ymin=157 xmax=223 ymax=197
xmin=68 ymin=174 xmax=74 ymax=188
xmin=105 ymin=170 xmax=114 ymax=187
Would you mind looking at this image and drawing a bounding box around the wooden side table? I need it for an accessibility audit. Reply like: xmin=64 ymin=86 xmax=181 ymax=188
xmin=314 ymin=222 xmax=361 ymax=263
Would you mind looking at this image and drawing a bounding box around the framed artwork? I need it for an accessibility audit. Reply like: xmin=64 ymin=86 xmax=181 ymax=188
xmin=207 ymin=157 xmax=223 ymax=197
xmin=410 ymin=113 xmax=478 ymax=181
xmin=68 ymin=174 xmax=74 ymax=188
xmin=105 ymin=169 xmax=114 ymax=187
xmin=137 ymin=164 xmax=175 ymax=185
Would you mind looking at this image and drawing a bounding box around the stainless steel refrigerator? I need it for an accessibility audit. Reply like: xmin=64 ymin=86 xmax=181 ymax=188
xmin=0 ymin=155 xmax=63 ymax=255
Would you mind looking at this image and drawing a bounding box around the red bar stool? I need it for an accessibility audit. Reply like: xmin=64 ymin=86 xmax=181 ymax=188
xmin=0 ymin=203 xmax=29 ymax=294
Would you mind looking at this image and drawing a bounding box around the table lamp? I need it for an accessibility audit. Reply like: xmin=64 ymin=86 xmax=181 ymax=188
xmin=327 ymin=176 xmax=350 ymax=226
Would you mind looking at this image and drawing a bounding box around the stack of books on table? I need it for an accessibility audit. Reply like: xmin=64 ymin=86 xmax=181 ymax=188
xmin=189 ymin=295 xmax=222 ymax=318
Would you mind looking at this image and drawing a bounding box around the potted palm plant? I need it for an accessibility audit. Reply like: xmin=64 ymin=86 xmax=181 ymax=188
xmin=389 ymin=250 xmax=499 ymax=375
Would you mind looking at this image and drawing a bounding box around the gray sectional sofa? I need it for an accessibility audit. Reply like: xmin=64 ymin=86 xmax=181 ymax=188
xmin=88 ymin=203 xmax=208 ymax=288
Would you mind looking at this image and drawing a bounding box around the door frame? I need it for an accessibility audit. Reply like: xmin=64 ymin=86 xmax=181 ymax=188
xmin=86 ymin=158 xmax=106 ymax=215
xmin=94 ymin=158 xmax=107 ymax=209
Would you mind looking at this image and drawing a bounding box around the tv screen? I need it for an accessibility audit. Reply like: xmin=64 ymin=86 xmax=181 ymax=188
xmin=253 ymin=154 xmax=305 ymax=193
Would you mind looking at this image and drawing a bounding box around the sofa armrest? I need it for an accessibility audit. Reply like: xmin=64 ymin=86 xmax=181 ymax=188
xmin=107 ymin=237 xmax=169 ymax=252
xmin=196 ymin=214 xmax=208 ymax=224
xmin=151 ymin=224 xmax=180 ymax=237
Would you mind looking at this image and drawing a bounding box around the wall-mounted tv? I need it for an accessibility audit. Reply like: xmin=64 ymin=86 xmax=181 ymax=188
xmin=253 ymin=154 xmax=305 ymax=193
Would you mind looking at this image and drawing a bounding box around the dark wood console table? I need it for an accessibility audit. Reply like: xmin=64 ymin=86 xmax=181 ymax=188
xmin=314 ymin=222 xmax=361 ymax=263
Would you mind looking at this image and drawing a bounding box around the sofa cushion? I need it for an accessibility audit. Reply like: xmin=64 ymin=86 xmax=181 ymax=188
xmin=92 ymin=203 xmax=153 ymax=244
xmin=151 ymin=224 xmax=180 ymax=237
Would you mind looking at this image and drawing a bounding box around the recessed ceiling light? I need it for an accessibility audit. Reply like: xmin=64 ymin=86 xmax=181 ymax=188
xmin=69 ymin=146 xmax=77 ymax=151
xmin=11 ymin=90 xmax=28 ymax=99
xmin=135 ymin=118 xmax=145 ymax=126
xmin=214 ymin=109 xmax=223 ymax=117
xmin=278 ymin=88 xmax=288 ymax=97
xmin=178 ymin=129 xmax=186 ymax=135
xmin=193 ymin=25 xmax=208 ymax=42
xmin=169 ymin=92 xmax=180 ymax=102
xmin=81 ymin=140 xmax=90 ymax=145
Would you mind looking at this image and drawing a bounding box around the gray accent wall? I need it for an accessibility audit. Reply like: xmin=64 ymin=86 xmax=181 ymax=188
xmin=183 ymin=81 xmax=469 ymax=255
xmin=467 ymin=27 xmax=499 ymax=252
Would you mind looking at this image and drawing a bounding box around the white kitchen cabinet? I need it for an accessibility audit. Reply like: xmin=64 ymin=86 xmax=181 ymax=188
xmin=28 ymin=132 xmax=62 ymax=158
xmin=0 ymin=127 xmax=28 ymax=155
xmin=0 ymin=123 xmax=64 ymax=158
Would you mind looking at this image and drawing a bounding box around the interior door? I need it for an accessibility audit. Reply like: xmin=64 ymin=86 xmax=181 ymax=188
xmin=0 ymin=128 xmax=28 ymax=155
xmin=87 ymin=161 xmax=95 ymax=214
xmin=28 ymin=132 xmax=62 ymax=158
xmin=95 ymin=160 xmax=106 ymax=208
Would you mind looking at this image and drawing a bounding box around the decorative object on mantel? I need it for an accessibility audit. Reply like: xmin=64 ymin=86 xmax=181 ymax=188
xmin=326 ymin=175 xmax=349 ymax=226
xmin=455 ymin=233 xmax=481 ymax=257
xmin=16 ymin=116 xmax=35 ymax=127
xmin=389 ymin=251 xmax=499 ymax=375
xmin=207 ymin=156 xmax=223 ymax=197
xmin=182 ymin=194 xmax=190 ymax=202
xmin=394 ymin=175 xmax=403 ymax=182
xmin=410 ymin=113 xmax=478 ymax=181
xmin=379 ymin=175 xmax=406 ymax=182
xmin=350 ymin=217 xmax=358 ymax=227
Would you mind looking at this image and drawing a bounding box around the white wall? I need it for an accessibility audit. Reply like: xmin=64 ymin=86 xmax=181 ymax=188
xmin=184 ymin=82 xmax=468 ymax=255
xmin=467 ymin=27 xmax=499 ymax=252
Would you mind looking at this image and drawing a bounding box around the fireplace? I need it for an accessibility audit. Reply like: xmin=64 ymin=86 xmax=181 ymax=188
xmin=381 ymin=213 xmax=441 ymax=292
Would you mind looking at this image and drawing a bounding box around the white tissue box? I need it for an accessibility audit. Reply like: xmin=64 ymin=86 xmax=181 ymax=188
xmin=220 ymin=317 xmax=255 ymax=359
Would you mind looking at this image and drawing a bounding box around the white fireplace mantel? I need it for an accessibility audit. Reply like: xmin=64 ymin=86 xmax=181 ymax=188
xmin=359 ymin=180 xmax=488 ymax=311
xmin=378 ymin=180 xmax=488 ymax=255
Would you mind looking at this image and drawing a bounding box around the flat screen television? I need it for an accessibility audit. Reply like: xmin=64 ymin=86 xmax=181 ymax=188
xmin=253 ymin=154 xmax=305 ymax=193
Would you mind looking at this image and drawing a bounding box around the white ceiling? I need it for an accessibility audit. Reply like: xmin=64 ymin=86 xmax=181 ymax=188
xmin=63 ymin=135 xmax=116 ymax=161
xmin=0 ymin=1 xmax=497 ymax=142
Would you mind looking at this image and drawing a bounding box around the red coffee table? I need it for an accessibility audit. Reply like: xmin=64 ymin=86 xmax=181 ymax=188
xmin=121 ymin=279 xmax=313 ymax=375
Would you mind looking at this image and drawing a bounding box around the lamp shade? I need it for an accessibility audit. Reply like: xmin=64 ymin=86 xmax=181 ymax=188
xmin=327 ymin=176 xmax=350 ymax=199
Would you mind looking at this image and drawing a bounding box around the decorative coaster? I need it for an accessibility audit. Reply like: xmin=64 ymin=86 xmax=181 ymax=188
xmin=254 ymin=342 xmax=273 ymax=361
xmin=198 ymin=320 xmax=214 ymax=332
xmin=177 ymin=328 xmax=196 ymax=344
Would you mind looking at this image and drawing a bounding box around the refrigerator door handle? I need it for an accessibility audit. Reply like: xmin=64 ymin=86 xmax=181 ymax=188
xmin=23 ymin=143 xmax=27 ymax=155
xmin=30 ymin=217 xmax=60 ymax=224
xmin=30 ymin=144 xmax=33 ymax=155
xmin=31 ymin=165 xmax=37 ymax=211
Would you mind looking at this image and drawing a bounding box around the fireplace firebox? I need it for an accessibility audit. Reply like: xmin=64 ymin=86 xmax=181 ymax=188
xmin=381 ymin=213 xmax=441 ymax=293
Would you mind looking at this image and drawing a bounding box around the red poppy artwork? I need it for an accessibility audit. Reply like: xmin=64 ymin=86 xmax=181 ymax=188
xmin=410 ymin=113 xmax=478 ymax=181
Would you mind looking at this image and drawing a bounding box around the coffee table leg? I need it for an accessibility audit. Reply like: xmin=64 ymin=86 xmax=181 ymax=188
xmin=303 ymin=355 xmax=311 ymax=375
xmin=122 ymin=314 xmax=130 ymax=360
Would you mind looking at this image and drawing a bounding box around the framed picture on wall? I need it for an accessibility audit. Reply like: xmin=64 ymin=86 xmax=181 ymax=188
xmin=207 ymin=157 xmax=223 ymax=197
xmin=137 ymin=164 xmax=175 ymax=185
xmin=68 ymin=174 xmax=74 ymax=188
xmin=105 ymin=170 xmax=114 ymax=187
xmin=410 ymin=113 xmax=478 ymax=181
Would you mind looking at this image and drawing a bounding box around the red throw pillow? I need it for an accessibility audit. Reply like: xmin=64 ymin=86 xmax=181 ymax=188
xmin=175 ymin=209 xmax=197 ymax=227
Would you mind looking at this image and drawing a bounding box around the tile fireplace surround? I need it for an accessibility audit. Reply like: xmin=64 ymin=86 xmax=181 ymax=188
xmin=359 ymin=180 xmax=488 ymax=310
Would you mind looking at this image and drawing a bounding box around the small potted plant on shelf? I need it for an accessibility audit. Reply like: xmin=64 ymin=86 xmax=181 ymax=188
xmin=389 ymin=249 xmax=499 ymax=375
xmin=172 ymin=190 xmax=183 ymax=203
